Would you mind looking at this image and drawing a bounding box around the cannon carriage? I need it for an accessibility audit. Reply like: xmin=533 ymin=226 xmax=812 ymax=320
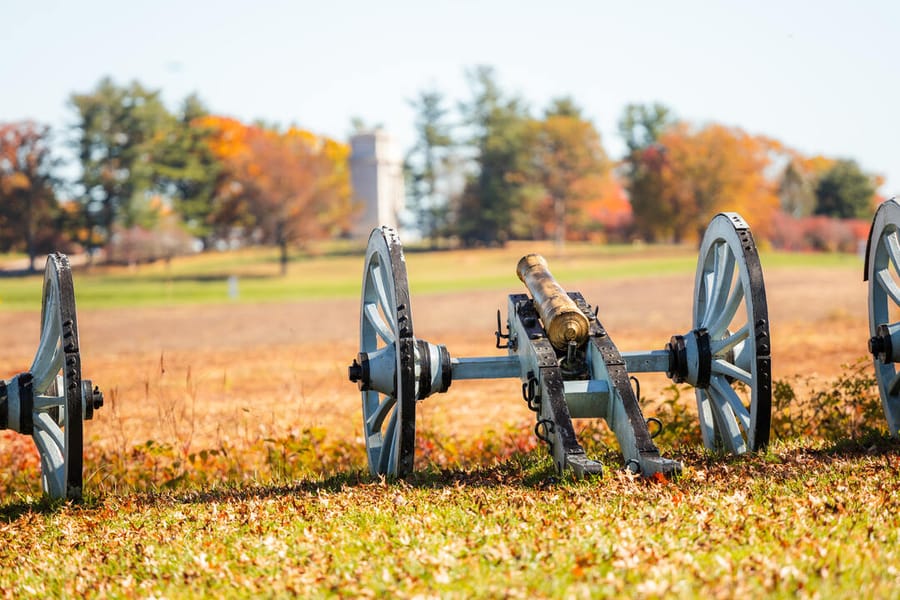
xmin=348 ymin=212 xmax=772 ymax=478
xmin=2 ymin=253 xmax=103 ymax=500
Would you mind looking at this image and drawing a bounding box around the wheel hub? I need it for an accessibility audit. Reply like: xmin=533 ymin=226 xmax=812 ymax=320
xmin=869 ymin=323 xmax=900 ymax=363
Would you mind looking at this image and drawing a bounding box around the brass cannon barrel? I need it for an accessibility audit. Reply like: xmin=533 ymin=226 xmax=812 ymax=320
xmin=516 ymin=254 xmax=590 ymax=350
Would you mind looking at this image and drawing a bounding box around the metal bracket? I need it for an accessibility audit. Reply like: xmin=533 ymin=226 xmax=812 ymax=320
xmin=570 ymin=292 xmax=682 ymax=478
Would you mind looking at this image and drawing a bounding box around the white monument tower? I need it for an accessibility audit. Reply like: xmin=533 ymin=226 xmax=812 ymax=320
xmin=349 ymin=130 xmax=406 ymax=239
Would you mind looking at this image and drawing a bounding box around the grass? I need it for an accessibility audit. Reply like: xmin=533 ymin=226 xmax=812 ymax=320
xmin=2 ymin=439 xmax=900 ymax=598
xmin=0 ymin=242 xmax=864 ymax=311
xmin=0 ymin=243 xmax=887 ymax=597
xmin=0 ymin=365 xmax=894 ymax=597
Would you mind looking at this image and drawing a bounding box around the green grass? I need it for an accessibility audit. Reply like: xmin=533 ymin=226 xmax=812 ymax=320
xmin=0 ymin=353 xmax=892 ymax=597
xmin=2 ymin=439 xmax=899 ymax=598
xmin=0 ymin=244 xmax=864 ymax=311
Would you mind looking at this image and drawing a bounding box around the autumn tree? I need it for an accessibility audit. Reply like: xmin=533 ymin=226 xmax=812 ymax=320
xmin=814 ymin=159 xmax=878 ymax=219
xmin=70 ymin=78 xmax=175 ymax=250
xmin=526 ymin=97 xmax=610 ymax=245
xmin=200 ymin=117 xmax=353 ymax=273
xmin=661 ymin=123 xmax=780 ymax=240
xmin=0 ymin=121 xmax=62 ymax=271
xmin=405 ymin=88 xmax=455 ymax=246
xmin=455 ymin=66 xmax=533 ymax=246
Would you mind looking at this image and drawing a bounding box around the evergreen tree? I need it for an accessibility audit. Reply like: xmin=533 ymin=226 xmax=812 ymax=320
xmin=814 ymin=159 xmax=876 ymax=219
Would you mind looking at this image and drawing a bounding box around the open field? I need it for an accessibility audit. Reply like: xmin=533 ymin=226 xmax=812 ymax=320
xmin=1 ymin=243 xmax=898 ymax=597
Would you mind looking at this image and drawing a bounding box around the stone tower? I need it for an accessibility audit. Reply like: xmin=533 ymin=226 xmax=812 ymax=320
xmin=349 ymin=130 xmax=405 ymax=239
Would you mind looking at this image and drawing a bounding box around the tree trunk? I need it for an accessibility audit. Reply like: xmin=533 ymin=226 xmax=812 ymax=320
xmin=554 ymin=195 xmax=566 ymax=248
xmin=279 ymin=240 xmax=288 ymax=276
xmin=25 ymin=193 xmax=36 ymax=273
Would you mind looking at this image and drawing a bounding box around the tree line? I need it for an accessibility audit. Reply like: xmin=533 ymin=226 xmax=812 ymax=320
xmin=0 ymin=68 xmax=884 ymax=271
xmin=407 ymin=66 xmax=883 ymax=248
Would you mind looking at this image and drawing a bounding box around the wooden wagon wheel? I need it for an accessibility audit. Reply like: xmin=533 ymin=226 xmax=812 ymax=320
xmin=690 ymin=213 xmax=772 ymax=453
xmin=352 ymin=227 xmax=418 ymax=477
xmin=865 ymin=198 xmax=900 ymax=436
xmin=29 ymin=253 xmax=86 ymax=500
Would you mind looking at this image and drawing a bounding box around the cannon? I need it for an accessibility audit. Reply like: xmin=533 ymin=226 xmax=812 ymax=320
xmin=865 ymin=197 xmax=900 ymax=435
xmin=348 ymin=213 xmax=771 ymax=478
xmin=2 ymin=253 xmax=103 ymax=500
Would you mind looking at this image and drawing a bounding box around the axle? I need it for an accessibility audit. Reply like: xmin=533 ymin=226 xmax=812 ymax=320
xmin=0 ymin=372 xmax=103 ymax=434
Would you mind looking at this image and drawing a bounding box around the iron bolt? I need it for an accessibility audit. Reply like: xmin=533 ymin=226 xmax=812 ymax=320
xmin=348 ymin=359 xmax=363 ymax=383
xmin=91 ymin=386 xmax=103 ymax=410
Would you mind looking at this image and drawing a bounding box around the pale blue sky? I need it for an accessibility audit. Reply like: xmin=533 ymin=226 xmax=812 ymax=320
xmin=2 ymin=0 xmax=898 ymax=196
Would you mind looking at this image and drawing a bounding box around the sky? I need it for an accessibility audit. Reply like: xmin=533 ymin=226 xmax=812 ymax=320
xmin=2 ymin=0 xmax=898 ymax=198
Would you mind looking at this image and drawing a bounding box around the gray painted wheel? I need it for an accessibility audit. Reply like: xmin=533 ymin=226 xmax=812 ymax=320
xmin=865 ymin=198 xmax=900 ymax=436
xmin=693 ymin=213 xmax=771 ymax=453
xmin=30 ymin=253 xmax=84 ymax=500
xmin=358 ymin=227 xmax=417 ymax=476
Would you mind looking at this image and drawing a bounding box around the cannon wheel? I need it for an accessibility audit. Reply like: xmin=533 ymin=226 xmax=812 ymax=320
xmin=358 ymin=227 xmax=417 ymax=476
xmin=865 ymin=198 xmax=900 ymax=435
xmin=30 ymin=253 xmax=84 ymax=500
xmin=693 ymin=213 xmax=771 ymax=453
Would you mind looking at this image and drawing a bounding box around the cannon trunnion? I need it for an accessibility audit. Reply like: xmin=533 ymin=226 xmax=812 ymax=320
xmin=349 ymin=213 xmax=772 ymax=478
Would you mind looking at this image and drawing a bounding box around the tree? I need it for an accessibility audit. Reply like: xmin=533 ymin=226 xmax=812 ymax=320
xmin=405 ymin=88 xmax=454 ymax=246
xmin=70 ymin=78 xmax=175 ymax=251
xmin=778 ymin=160 xmax=817 ymax=217
xmin=153 ymin=94 xmax=222 ymax=245
xmin=0 ymin=121 xmax=61 ymax=270
xmin=455 ymin=66 xmax=533 ymax=246
xmin=814 ymin=159 xmax=877 ymax=219
xmin=527 ymin=97 xmax=610 ymax=246
xmin=200 ymin=117 xmax=353 ymax=273
xmin=777 ymin=154 xmax=834 ymax=217
xmin=657 ymin=123 xmax=780 ymax=240
xmin=618 ymin=103 xmax=673 ymax=156
xmin=617 ymin=103 xmax=675 ymax=241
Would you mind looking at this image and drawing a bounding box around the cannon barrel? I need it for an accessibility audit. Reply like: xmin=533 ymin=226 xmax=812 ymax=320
xmin=516 ymin=254 xmax=589 ymax=350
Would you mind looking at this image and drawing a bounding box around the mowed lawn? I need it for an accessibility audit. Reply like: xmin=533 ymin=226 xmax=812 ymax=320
xmin=0 ymin=241 xmax=861 ymax=310
xmin=1 ymin=242 xmax=898 ymax=598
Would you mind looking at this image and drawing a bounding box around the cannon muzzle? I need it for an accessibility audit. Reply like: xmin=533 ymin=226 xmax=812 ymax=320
xmin=516 ymin=254 xmax=589 ymax=350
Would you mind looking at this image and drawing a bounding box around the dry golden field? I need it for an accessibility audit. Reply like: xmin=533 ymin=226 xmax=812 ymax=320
xmin=0 ymin=249 xmax=871 ymax=472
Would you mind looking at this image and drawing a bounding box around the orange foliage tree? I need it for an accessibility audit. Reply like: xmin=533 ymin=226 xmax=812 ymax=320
xmin=196 ymin=116 xmax=353 ymax=272
xmin=524 ymin=98 xmax=613 ymax=244
xmin=632 ymin=123 xmax=780 ymax=241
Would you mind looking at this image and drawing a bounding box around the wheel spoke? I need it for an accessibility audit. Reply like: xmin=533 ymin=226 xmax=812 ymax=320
xmin=710 ymin=375 xmax=752 ymax=432
xmin=706 ymin=384 xmax=748 ymax=454
xmin=379 ymin=409 xmax=398 ymax=474
xmin=34 ymin=393 xmax=65 ymax=411
xmin=32 ymin=412 xmax=66 ymax=498
xmin=708 ymin=278 xmax=744 ymax=339
xmin=888 ymin=370 xmax=900 ymax=396
xmin=876 ymin=269 xmax=900 ymax=308
xmin=366 ymin=394 xmax=396 ymax=433
xmin=34 ymin=411 xmax=66 ymax=455
xmin=710 ymin=323 xmax=750 ymax=355
xmin=702 ymin=244 xmax=735 ymax=327
xmin=364 ymin=303 xmax=395 ymax=344
xmin=696 ymin=389 xmax=716 ymax=449
xmin=371 ymin=263 xmax=393 ymax=316
xmin=711 ymin=359 xmax=752 ymax=385
xmin=885 ymin=231 xmax=900 ymax=276
xmin=31 ymin=295 xmax=62 ymax=392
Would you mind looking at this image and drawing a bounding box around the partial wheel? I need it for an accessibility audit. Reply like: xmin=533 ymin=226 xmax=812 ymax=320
xmin=30 ymin=253 xmax=84 ymax=500
xmin=692 ymin=213 xmax=771 ymax=453
xmin=356 ymin=227 xmax=417 ymax=476
xmin=865 ymin=198 xmax=900 ymax=435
